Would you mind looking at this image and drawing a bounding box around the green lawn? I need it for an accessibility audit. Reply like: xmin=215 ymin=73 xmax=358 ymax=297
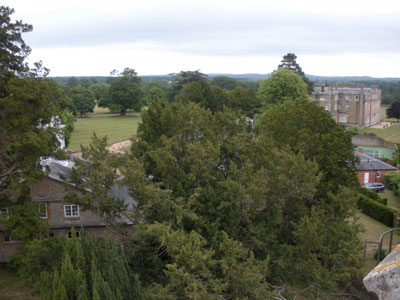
xmin=360 ymin=123 xmax=400 ymax=144
xmin=68 ymin=113 xmax=141 ymax=151
xmin=0 ymin=266 xmax=38 ymax=300
xmin=382 ymin=189 xmax=400 ymax=212
xmin=380 ymin=106 xmax=400 ymax=122
xmin=357 ymin=210 xmax=400 ymax=273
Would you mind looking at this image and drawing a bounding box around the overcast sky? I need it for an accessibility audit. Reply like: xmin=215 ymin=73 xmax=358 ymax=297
xmin=4 ymin=0 xmax=400 ymax=77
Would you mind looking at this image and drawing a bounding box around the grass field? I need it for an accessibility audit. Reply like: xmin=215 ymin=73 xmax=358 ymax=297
xmin=68 ymin=112 xmax=142 ymax=151
xmin=0 ymin=266 xmax=38 ymax=300
xmin=357 ymin=210 xmax=400 ymax=274
xmin=382 ymin=189 xmax=400 ymax=212
xmin=360 ymin=123 xmax=400 ymax=144
xmin=380 ymin=106 xmax=400 ymax=122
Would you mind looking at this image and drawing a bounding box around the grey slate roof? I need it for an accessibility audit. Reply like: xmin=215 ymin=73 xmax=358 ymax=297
xmin=354 ymin=151 xmax=397 ymax=171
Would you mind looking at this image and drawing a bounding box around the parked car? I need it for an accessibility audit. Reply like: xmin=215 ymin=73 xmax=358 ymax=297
xmin=363 ymin=182 xmax=385 ymax=193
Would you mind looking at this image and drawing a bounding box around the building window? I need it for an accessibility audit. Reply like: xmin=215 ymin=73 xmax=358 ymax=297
xmin=364 ymin=150 xmax=382 ymax=158
xmin=3 ymin=234 xmax=20 ymax=243
xmin=38 ymin=203 xmax=47 ymax=219
xmin=64 ymin=205 xmax=79 ymax=218
xmin=339 ymin=116 xmax=347 ymax=123
xmin=338 ymin=104 xmax=342 ymax=110
xmin=47 ymin=232 xmax=55 ymax=237
xmin=355 ymin=95 xmax=359 ymax=100
xmin=67 ymin=231 xmax=80 ymax=239
xmin=345 ymin=104 xmax=350 ymax=110
xmin=377 ymin=171 xmax=381 ymax=178
xmin=0 ymin=208 xmax=9 ymax=221
xmin=325 ymin=103 xmax=331 ymax=111
xmin=345 ymin=95 xmax=350 ymax=100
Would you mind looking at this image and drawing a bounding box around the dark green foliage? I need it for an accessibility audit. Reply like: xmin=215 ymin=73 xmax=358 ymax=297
xmin=32 ymin=234 xmax=144 ymax=300
xmin=0 ymin=6 xmax=32 ymax=82
xmin=261 ymin=99 xmax=358 ymax=196
xmin=4 ymin=194 xmax=49 ymax=241
xmin=227 ymin=86 xmax=261 ymax=117
xmin=128 ymin=99 xmax=363 ymax=295
xmin=0 ymin=76 xmax=68 ymax=199
xmin=277 ymin=53 xmax=314 ymax=94
xmin=108 ymin=68 xmax=145 ymax=115
xmin=374 ymin=249 xmax=388 ymax=261
xmin=358 ymin=194 xmax=397 ymax=227
xmin=10 ymin=237 xmax=65 ymax=286
xmin=384 ymin=171 xmax=400 ymax=194
xmin=210 ymin=76 xmax=238 ymax=90
xmin=359 ymin=187 xmax=388 ymax=205
xmin=88 ymin=83 xmax=110 ymax=106
xmin=168 ymin=70 xmax=208 ymax=101
xmin=69 ymin=85 xmax=95 ymax=117
xmin=386 ymin=101 xmax=400 ymax=121
xmin=143 ymin=81 xmax=168 ymax=103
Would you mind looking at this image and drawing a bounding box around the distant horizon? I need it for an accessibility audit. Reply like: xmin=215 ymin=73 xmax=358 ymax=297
xmin=48 ymin=73 xmax=400 ymax=80
xmin=4 ymin=0 xmax=400 ymax=78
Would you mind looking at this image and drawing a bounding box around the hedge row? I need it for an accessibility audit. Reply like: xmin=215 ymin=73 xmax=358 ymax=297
xmin=358 ymin=194 xmax=398 ymax=227
xmin=358 ymin=187 xmax=388 ymax=205
xmin=384 ymin=171 xmax=400 ymax=195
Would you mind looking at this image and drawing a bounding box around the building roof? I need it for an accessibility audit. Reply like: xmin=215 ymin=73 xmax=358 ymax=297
xmin=40 ymin=158 xmax=136 ymax=225
xmin=354 ymin=151 xmax=397 ymax=171
xmin=314 ymin=86 xmax=374 ymax=95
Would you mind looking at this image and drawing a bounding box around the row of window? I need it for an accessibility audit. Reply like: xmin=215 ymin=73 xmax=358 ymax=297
xmin=0 ymin=204 xmax=79 ymax=220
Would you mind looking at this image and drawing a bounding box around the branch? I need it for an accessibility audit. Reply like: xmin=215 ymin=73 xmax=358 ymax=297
xmin=0 ymin=163 xmax=18 ymax=179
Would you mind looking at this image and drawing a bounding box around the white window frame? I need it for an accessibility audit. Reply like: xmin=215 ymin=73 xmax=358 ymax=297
xmin=3 ymin=234 xmax=21 ymax=244
xmin=0 ymin=208 xmax=9 ymax=221
xmin=64 ymin=205 xmax=79 ymax=218
xmin=339 ymin=116 xmax=347 ymax=123
xmin=38 ymin=203 xmax=48 ymax=219
xmin=377 ymin=171 xmax=381 ymax=178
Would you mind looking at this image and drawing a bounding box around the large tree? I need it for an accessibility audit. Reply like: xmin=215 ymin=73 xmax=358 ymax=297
xmin=0 ymin=6 xmax=68 ymax=200
xmin=108 ymin=68 xmax=145 ymax=116
xmin=386 ymin=101 xmax=400 ymax=121
xmin=278 ymin=53 xmax=314 ymax=94
xmin=168 ymin=70 xmax=207 ymax=101
xmin=0 ymin=6 xmax=32 ymax=85
xmin=257 ymin=68 xmax=309 ymax=110
xmin=69 ymin=85 xmax=95 ymax=117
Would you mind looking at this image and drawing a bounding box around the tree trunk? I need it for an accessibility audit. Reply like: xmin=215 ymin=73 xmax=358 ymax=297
xmin=120 ymin=108 xmax=126 ymax=116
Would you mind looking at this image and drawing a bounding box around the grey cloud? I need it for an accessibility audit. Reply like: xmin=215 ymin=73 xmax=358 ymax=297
xmin=26 ymin=7 xmax=400 ymax=58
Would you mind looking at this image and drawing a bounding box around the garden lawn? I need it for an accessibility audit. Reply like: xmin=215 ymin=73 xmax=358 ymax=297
xmin=68 ymin=113 xmax=141 ymax=151
xmin=360 ymin=123 xmax=400 ymax=144
xmin=381 ymin=189 xmax=400 ymax=212
xmin=380 ymin=106 xmax=400 ymax=122
xmin=0 ymin=265 xmax=39 ymax=300
xmin=357 ymin=210 xmax=400 ymax=274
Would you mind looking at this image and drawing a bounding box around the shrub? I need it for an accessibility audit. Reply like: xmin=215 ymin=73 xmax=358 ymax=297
xmin=358 ymin=187 xmax=387 ymax=205
xmin=357 ymin=194 xmax=398 ymax=227
xmin=384 ymin=171 xmax=400 ymax=192
xmin=374 ymin=249 xmax=388 ymax=261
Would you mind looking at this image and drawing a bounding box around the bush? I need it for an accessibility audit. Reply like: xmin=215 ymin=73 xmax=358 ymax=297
xmin=384 ymin=171 xmax=400 ymax=192
xmin=374 ymin=249 xmax=388 ymax=261
xmin=358 ymin=187 xmax=387 ymax=205
xmin=358 ymin=194 xmax=398 ymax=227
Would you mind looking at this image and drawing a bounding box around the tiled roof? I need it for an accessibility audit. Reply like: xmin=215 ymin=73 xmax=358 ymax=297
xmin=354 ymin=151 xmax=397 ymax=171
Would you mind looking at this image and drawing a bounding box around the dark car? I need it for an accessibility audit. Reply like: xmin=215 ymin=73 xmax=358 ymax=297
xmin=363 ymin=182 xmax=385 ymax=193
